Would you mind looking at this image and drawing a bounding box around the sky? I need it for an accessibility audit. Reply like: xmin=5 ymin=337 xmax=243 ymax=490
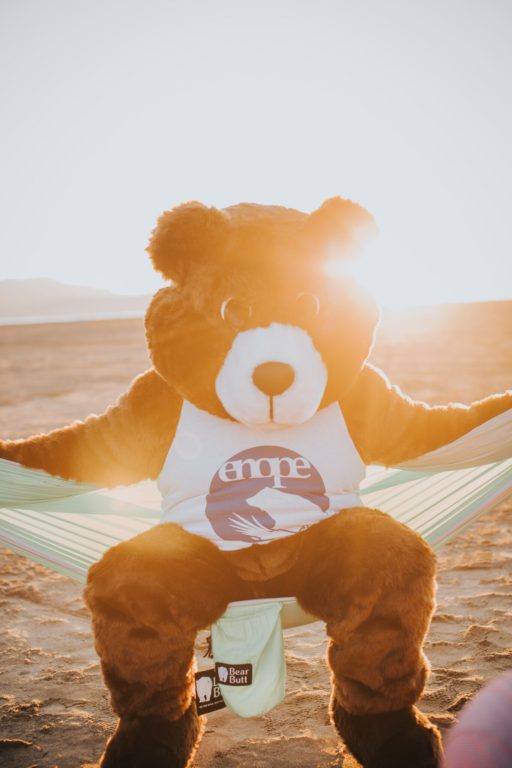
xmin=0 ymin=0 xmax=511 ymax=308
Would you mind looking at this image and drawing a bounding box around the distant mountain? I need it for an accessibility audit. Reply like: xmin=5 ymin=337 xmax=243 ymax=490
xmin=0 ymin=278 xmax=151 ymax=324
xmin=1 ymin=279 xmax=510 ymax=331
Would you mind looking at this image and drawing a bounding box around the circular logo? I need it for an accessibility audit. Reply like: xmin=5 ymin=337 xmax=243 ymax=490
xmin=205 ymin=445 xmax=329 ymax=543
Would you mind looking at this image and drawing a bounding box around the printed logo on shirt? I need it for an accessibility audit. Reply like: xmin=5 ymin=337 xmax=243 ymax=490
xmin=205 ymin=445 xmax=329 ymax=543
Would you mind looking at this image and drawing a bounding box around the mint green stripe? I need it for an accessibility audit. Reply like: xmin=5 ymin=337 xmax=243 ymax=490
xmin=3 ymin=494 xmax=159 ymax=518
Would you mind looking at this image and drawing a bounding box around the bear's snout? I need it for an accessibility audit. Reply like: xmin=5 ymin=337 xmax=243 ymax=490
xmin=215 ymin=323 xmax=328 ymax=428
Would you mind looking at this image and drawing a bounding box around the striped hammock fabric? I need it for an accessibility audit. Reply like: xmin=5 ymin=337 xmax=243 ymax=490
xmin=0 ymin=410 xmax=511 ymax=585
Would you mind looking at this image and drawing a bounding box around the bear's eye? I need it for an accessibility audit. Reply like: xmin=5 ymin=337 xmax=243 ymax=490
xmin=220 ymin=297 xmax=253 ymax=330
xmin=295 ymin=292 xmax=320 ymax=319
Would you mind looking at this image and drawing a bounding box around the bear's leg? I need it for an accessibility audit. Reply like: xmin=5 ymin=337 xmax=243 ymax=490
xmin=294 ymin=507 xmax=442 ymax=768
xmin=84 ymin=523 xmax=245 ymax=768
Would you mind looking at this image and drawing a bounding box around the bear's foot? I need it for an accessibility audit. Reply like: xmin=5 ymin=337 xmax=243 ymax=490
xmin=331 ymin=695 xmax=442 ymax=768
xmin=97 ymin=703 xmax=202 ymax=768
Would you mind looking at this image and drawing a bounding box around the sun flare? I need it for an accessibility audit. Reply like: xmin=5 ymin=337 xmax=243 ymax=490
xmin=325 ymin=247 xmax=414 ymax=311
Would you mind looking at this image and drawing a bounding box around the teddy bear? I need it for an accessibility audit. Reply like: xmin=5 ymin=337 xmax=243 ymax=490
xmin=2 ymin=197 xmax=511 ymax=768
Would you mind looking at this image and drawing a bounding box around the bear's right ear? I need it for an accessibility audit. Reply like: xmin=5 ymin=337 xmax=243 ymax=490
xmin=305 ymin=196 xmax=378 ymax=260
xmin=146 ymin=201 xmax=230 ymax=283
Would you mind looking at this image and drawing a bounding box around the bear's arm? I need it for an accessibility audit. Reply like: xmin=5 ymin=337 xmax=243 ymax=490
xmin=340 ymin=363 xmax=512 ymax=466
xmin=0 ymin=369 xmax=181 ymax=486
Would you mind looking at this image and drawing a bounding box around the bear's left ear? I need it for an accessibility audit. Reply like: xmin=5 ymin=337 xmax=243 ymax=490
xmin=305 ymin=196 xmax=378 ymax=258
xmin=146 ymin=201 xmax=230 ymax=283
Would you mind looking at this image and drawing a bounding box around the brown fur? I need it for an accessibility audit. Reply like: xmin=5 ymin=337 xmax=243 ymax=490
xmin=291 ymin=508 xmax=437 ymax=715
xmin=0 ymin=370 xmax=180 ymax=486
xmin=142 ymin=197 xmax=380 ymax=415
xmin=3 ymin=199 xmax=509 ymax=482
xmin=2 ymin=197 xmax=510 ymax=765
xmin=2 ymin=360 xmax=508 ymax=486
xmin=84 ymin=509 xmax=437 ymax=721
xmin=84 ymin=524 xmax=242 ymax=720
xmin=147 ymin=197 xmax=377 ymax=283
xmin=342 ymin=363 xmax=512 ymax=466
xmin=97 ymin=705 xmax=203 ymax=768
xmin=330 ymin=697 xmax=442 ymax=768
xmin=82 ymin=507 xmax=441 ymax=766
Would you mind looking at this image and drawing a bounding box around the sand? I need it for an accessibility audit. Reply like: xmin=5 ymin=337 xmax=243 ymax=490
xmin=0 ymin=303 xmax=511 ymax=768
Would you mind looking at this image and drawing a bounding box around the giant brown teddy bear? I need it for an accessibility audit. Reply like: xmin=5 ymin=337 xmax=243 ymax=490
xmin=2 ymin=198 xmax=511 ymax=768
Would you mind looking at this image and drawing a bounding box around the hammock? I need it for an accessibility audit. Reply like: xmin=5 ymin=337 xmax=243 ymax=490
xmin=1 ymin=410 xmax=510 ymax=717
xmin=1 ymin=409 xmax=510 ymax=584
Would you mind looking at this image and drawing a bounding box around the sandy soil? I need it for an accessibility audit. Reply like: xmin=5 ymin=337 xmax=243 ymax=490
xmin=0 ymin=303 xmax=511 ymax=768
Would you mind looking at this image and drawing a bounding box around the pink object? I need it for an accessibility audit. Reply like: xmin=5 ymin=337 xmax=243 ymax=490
xmin=443 ymin=672 xmax=512 ymax=768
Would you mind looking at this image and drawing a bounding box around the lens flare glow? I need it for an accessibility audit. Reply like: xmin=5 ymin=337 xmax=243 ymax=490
xmin=325 ymin=241 xmax=424 ymax=311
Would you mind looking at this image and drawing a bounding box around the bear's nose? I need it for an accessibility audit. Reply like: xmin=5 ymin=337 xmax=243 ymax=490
xmin=252 ymin=362 xmax=295 ymax=397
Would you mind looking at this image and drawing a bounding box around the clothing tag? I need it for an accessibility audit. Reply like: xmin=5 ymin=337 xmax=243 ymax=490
xmin=194 ymin=669 xmax=226 ymax=714
xmin=215 ymin=662 xmax=253 ymax=686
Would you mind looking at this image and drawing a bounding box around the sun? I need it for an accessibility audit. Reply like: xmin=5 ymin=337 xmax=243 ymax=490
xmin=325 ymin=249 xmax=414 ymax=311
xmin=324 ymin=235 xmax=447 ymax=311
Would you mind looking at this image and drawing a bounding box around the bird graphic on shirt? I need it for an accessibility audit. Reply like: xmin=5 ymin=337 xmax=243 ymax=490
xmin=229 ymin=486 xmax=328 ymax=541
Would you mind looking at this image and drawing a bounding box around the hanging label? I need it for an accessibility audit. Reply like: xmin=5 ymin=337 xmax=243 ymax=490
xmin=194 ymin=669 xmax=226 ymax=714
xmin=215 ymin=662 xmax=253 ymax=686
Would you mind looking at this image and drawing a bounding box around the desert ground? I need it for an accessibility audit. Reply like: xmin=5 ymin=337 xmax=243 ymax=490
xmin=0 ymin=302 xmax=511 ymax=768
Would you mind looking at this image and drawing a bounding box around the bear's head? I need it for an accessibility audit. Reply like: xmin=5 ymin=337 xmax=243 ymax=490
xmin=145 ymin=197 xmax=378 ymax=429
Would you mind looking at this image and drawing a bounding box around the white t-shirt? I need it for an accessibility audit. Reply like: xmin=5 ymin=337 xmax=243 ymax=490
xmin=158 ymin=401 xmax=365 ymax=551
